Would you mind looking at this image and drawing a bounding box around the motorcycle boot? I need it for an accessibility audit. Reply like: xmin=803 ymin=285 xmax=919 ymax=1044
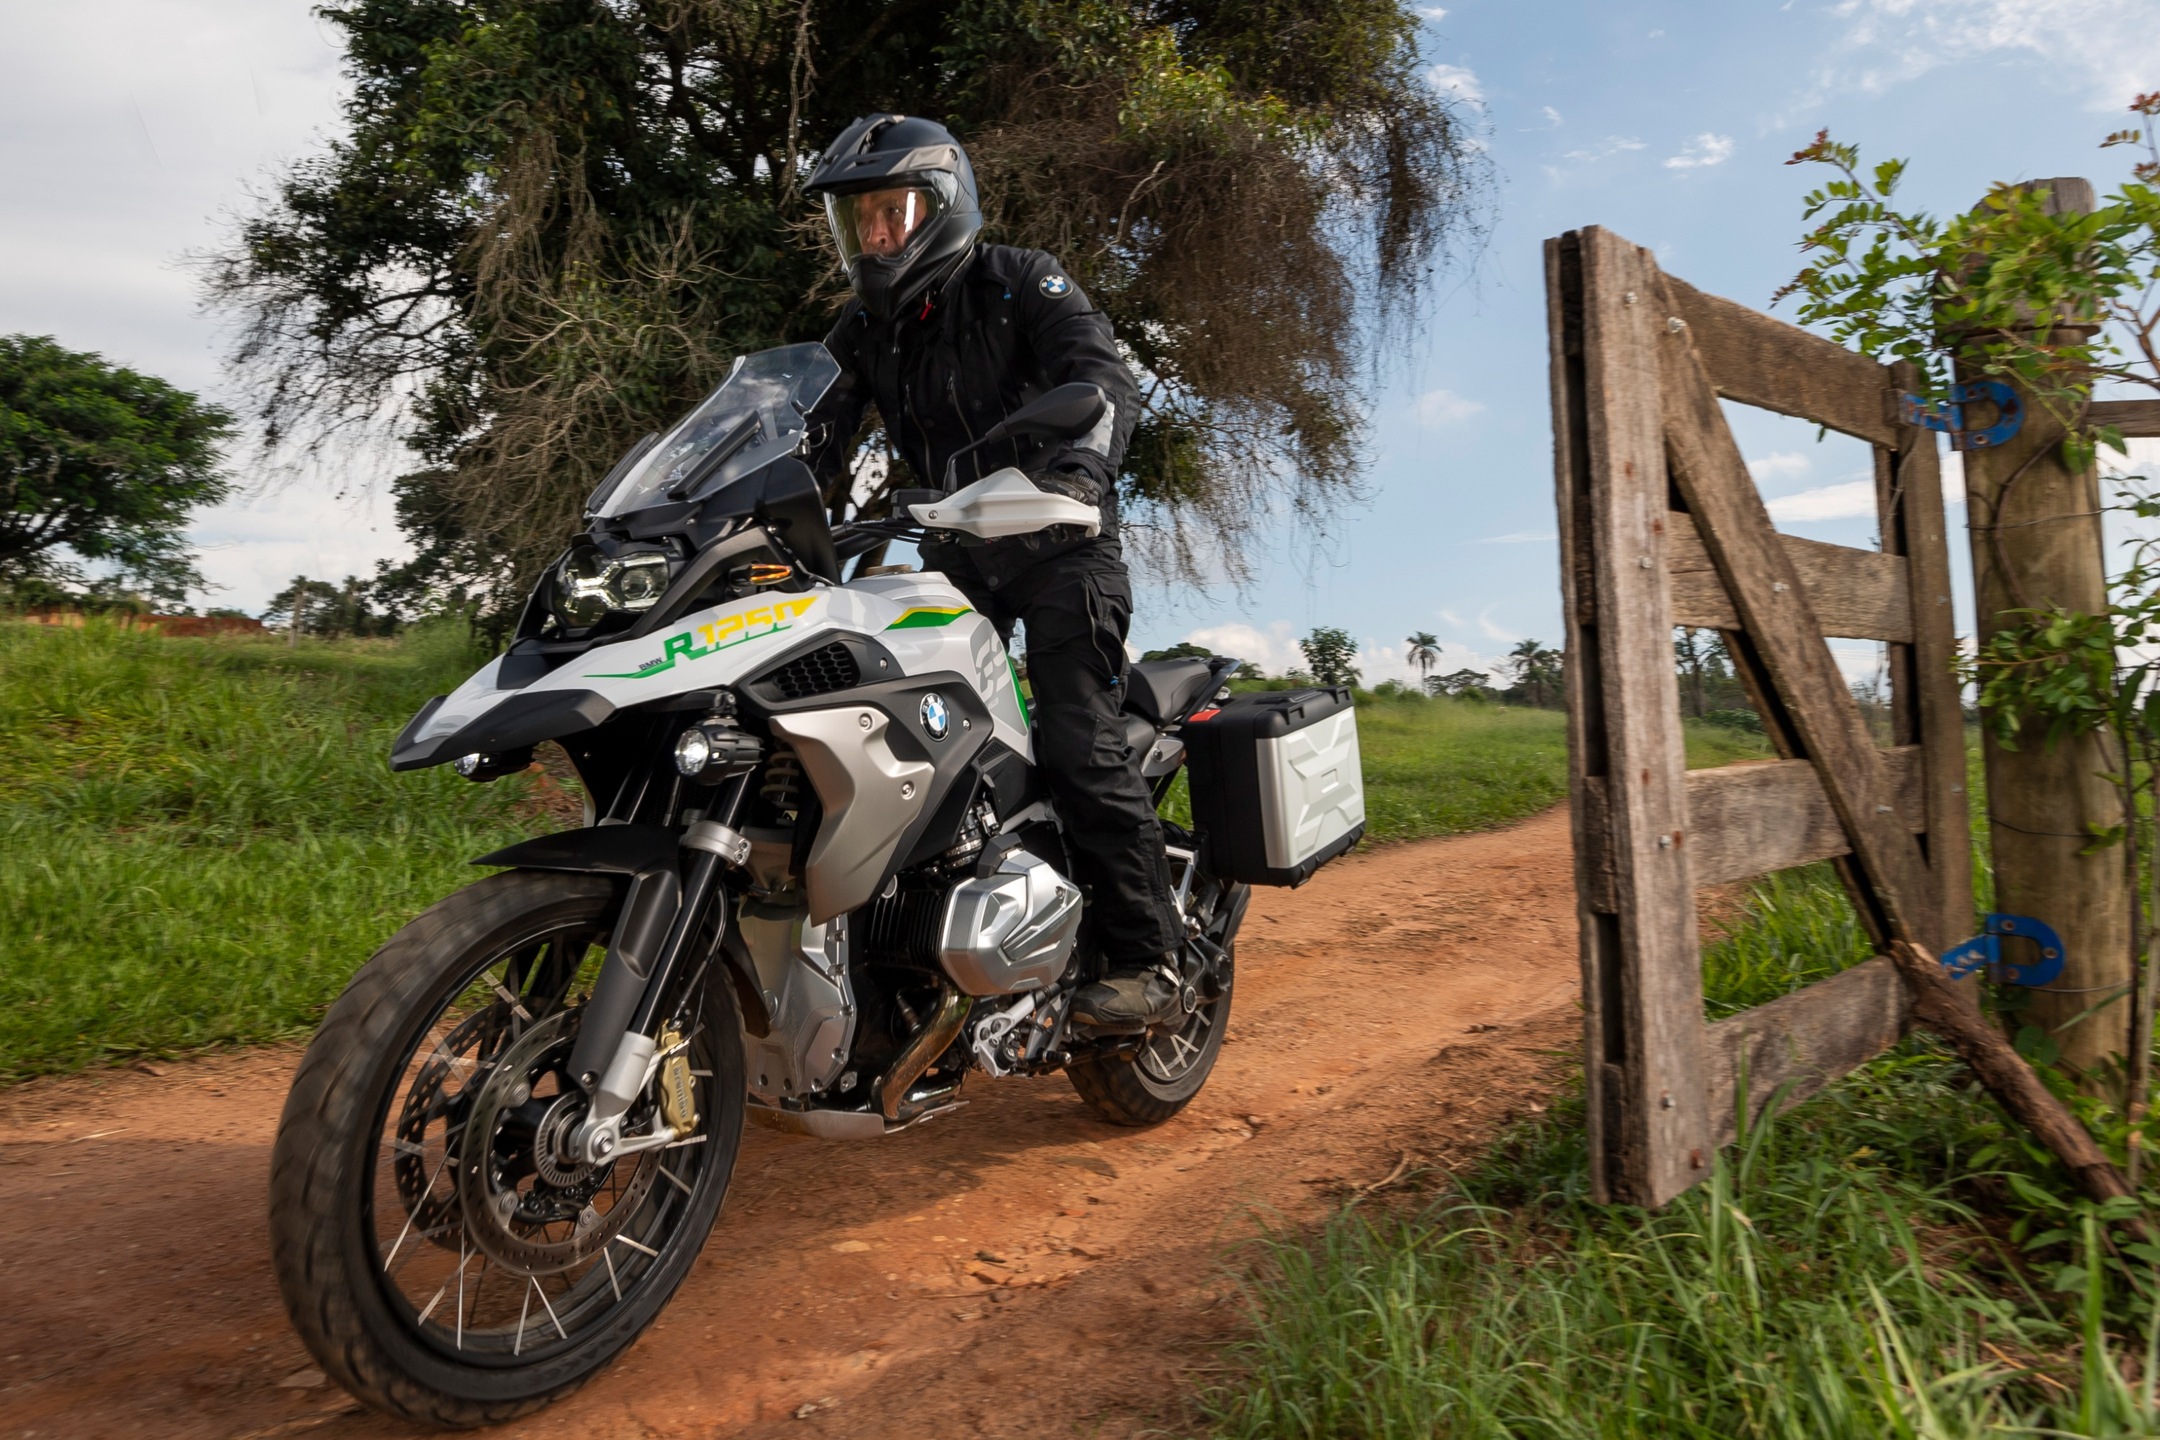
xmin=1070 ymin=957 xmax=1183 ymax=1035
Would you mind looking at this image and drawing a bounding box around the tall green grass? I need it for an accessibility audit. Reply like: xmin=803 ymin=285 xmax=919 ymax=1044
xmin=0 ymin=620 xmax=542 ymax=1081
xmin=1206 ymin=839 xmax=2160 ymax=1437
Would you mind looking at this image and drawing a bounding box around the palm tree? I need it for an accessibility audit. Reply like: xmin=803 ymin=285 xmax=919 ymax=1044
xmin=1508 ymin=638 xmax=1563 ymax=708
xmin=1406 ymin=631 xmax=1441 ymax=686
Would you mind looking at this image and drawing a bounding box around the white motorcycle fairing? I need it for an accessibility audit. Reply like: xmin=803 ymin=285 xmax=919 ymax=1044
xmin=393 ymin=574 xmax=1031 ymax=772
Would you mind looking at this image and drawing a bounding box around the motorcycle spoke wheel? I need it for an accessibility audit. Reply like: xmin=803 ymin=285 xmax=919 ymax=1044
xmin=271 ymin=870 xmax=744 ymax=1427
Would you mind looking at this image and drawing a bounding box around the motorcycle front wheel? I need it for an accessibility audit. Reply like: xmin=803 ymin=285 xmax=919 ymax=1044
xmin=269 ymin=869 xmax=744 ymax=1427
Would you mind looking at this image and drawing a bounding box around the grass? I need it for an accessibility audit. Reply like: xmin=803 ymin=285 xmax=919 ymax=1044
xmin=0 ymin=626 xmax=1758 ymax=1082
xmin=1204 ymin=826 xmax=2160 ymax=1438
xmin=0 ymin=619 xmax=545 ymax=1082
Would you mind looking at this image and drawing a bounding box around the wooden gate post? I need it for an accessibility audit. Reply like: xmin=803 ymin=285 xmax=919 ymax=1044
xmin=1957 ymin=178 xmax=2132 ymax=1079
xmin=1551 ymin=229 xmax=1710 ymax=1205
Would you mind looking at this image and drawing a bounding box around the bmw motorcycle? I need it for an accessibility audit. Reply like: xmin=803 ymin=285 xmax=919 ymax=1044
xmin=265 ymin=343 xmax=1337 ymax=1426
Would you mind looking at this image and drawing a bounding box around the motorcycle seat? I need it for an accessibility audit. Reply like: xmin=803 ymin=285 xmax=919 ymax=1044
xmin=1124 ymin=658 xmax=1215 ymax=726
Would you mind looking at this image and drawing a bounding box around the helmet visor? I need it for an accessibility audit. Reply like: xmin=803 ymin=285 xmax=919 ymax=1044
xmin=824 ymin=174 xmax=955 ymax=267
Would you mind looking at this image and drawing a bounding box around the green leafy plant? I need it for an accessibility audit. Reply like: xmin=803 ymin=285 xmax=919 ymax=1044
xmin=1298 ymin=625 xmax=1361 ymax=688
xmin=1781 ymin=99 xmax=2160 ymax=1150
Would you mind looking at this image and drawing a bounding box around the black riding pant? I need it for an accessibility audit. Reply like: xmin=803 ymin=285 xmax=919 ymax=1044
xmin=923 ymin=541 xmax=1184 ymax=962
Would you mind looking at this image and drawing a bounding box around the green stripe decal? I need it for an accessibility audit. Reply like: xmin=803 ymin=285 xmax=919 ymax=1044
xmin=1009 ymin=656 xmax=1031 ymax=728
xmin=885 ymin=606 xmax=971 ymax=630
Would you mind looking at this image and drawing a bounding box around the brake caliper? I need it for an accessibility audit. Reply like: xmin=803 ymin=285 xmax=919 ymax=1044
xmin=658 ymin=1024 xmax=699 ymax=1135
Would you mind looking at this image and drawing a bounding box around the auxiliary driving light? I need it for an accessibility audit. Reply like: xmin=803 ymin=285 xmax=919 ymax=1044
xmin=674 ymin=721 xmax=763 ymax=780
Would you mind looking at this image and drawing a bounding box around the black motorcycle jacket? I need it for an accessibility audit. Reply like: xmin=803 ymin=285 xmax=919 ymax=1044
xmin=806 ymin=244 xmax=1141 ymax=582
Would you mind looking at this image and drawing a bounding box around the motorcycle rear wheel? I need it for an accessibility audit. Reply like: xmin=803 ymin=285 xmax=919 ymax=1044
xmin=1066 ymin=885 xmax=1242 ymax=1126
xmin=269 ymin=869 xmax=744 ymax=1428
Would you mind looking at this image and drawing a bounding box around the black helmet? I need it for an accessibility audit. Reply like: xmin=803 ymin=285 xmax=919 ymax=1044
xmin=803 ymin=114 xmax=982 ymax=322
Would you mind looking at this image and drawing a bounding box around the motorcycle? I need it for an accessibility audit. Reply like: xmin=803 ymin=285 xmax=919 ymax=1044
xmin=267 ymin=343 xmax=1363 ymax=1425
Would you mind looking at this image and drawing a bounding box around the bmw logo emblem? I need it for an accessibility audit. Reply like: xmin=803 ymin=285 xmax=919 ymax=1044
xmin=919 ymin=692 xmax=950 ymax=740
xmin=1038 ymin=273 xmax=1071 ymax=298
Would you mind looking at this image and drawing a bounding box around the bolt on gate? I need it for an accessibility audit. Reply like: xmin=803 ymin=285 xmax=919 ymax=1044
xmin=1549 ymin=227 xmax=1973 ymax=1208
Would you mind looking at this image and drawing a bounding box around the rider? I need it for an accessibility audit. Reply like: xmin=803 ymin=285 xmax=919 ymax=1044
xmin=802 ymin=113 xmax=1185 ymax=1034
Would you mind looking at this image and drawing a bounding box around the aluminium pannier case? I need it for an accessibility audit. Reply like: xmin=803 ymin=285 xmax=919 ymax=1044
xmin=1182 ymin=687 xmax=1365 ymax=886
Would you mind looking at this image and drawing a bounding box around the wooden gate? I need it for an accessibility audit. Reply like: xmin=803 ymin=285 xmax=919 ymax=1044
xmin=1549 ymin=227 xmax=1973 ymax=1207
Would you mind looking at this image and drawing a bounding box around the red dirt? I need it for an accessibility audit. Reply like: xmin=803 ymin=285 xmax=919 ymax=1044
xmin=0 ymin=807 xmax=1581 ymax=1440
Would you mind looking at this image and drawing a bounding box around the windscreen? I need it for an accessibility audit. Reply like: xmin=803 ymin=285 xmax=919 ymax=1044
xmin=593 ymin=343 xmax=842 ymax=518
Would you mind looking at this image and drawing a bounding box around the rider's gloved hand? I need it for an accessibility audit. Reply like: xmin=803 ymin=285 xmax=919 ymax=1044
xmin=1030 ymin=468 xmax=1101 ymax=506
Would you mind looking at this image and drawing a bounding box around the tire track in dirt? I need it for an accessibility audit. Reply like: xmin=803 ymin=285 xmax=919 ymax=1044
xmin=0 ymin=806 xmax=1581 ymax=1440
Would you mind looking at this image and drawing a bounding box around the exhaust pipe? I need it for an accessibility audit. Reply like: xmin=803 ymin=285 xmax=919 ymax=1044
xmin=879 ymin=987 xmax=972 ymax=1122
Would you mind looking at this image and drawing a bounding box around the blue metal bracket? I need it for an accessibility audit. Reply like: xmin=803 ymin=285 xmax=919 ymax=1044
xmin=1940 ymin=913 xmax=2066 ymax=987
xmin=1894 ymin=380 xmax=2024 ymax=452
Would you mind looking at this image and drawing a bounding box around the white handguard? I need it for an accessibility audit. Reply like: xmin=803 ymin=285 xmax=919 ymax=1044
xmin=908 ymin=467 xmax=1102 ymax=540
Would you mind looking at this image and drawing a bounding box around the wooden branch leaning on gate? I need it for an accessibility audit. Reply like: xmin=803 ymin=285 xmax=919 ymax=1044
xmin=1550 ymin=225 xmax=2132 ymax=1207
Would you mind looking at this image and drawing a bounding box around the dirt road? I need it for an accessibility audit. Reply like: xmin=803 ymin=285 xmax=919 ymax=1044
xmin=0 ymin=807 xmax=1580 ymax=1440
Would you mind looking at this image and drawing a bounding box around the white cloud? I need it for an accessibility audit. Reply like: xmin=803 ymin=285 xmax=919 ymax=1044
xmin=1746 ymin=452 xmax=1812 ymax=483
xmin=186 ymin=482 xmax=414 ymax=613
xmin=1426 ymin=63 xmax=1483 ymax=104
xmin=1414 ymin=388 xmax=1486 ymax=427
xmin=1812 ymin=0 xmax=2160 ymax=112
xmin=1766 ymin=479 xmax=1877 ymax=522
xmin=1558 ymin=135 xmax=1646 ymax=164
xmin=1181 ymin=622 xmax=1306 ymax=677
xmin=1476 ymin=531 xmax=1558 ymax=545
xmin=1475 ymin=606 xmax=1518 ymax=643
xmin=1664 ymin=133 xmax=1735 ymax=171
xmin=1535 ymin=105 xmax=1563 ymax=129
xmin=1418 ymin=5 xmax=1449 ymax=18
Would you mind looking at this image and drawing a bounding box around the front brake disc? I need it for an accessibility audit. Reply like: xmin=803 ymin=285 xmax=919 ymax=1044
xmin=455 ymin=1011 xmax=661 ymax=1276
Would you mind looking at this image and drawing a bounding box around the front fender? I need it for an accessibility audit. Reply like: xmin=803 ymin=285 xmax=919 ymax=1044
xmin=473 ymin=824 xmax=681 ymax=875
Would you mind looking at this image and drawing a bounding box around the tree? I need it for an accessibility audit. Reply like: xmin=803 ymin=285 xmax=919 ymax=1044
xmin=264 ymin=573 xmax=403 ymax=638
xmin=1140 ymin=640 xmax=1216 ymax=662
xmin=1299 ymin=625 xmax=1360 ymax=688
xmin=1506 ymin=638 xmax=1561 ymax=708
xmin=206 ymin=0 xmax=1489 ymax=619
xmin=1433 ymin=667 xmax=1491 ymax=697
xmin=0 ymin=335 xmax=232 ymax=604
xmin=1405 ymin=629 xmax=1440 ymax=684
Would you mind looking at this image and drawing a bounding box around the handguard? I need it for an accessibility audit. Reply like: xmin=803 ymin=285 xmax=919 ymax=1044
xmin=908 ymin=468 xmax=1102 ymax=540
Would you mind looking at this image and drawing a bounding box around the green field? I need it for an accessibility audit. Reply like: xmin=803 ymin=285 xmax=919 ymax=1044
xmin=1 ymin=622 xmax=1753 ymax=1083
xmin=0 ymin=621 xmax=547 ymax=1082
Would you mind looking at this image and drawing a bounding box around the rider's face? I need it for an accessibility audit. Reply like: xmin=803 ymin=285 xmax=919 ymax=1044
xmin=852 ymin=187 xmax=932 ymax=258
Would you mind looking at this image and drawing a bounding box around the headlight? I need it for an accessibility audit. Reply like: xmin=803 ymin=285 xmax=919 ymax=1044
xmin=554 ymin=547 xmax=677 ymax=629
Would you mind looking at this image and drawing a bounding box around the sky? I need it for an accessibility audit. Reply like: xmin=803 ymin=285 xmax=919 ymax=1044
xmin=3 ymin=0 xmax=2159 ymax=685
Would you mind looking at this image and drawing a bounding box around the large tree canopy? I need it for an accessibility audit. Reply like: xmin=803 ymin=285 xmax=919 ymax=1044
xmin=0 ymin=335 xmax=233 ymax=604
xmin=209 ymin=0 xmax=1486 ymax=613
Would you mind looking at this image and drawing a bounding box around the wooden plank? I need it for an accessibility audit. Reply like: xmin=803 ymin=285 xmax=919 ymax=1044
xmin=1704 ymin=956 xmax=1909 ymax=1147
xmin=1689 ymin=749 xmax=1925 ymax=887
xmin=1580 ymin=749 xmax=1924 ymax=907
xmin=1655 ymin=269 xmax=1942 ymax=951
xmin=1666 ymin=512 xmax=1914 ymax=642
xmin=2091 ymin=399 xmax=2160 ymax=438
xmin=1665 ymin=274 xmax=1898 ymax=447
xmin=1549 ymin=234 xmax=1616 ymax=1199
xmin=1573 ymin=229 xmax=1711 ymax=1208
xmin=1890 ymin=362 xmax=1976 ymax=954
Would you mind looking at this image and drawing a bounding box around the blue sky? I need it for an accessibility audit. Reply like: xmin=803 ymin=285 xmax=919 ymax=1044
xmin=3 ymin=0 xmax=2157 ymax=681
